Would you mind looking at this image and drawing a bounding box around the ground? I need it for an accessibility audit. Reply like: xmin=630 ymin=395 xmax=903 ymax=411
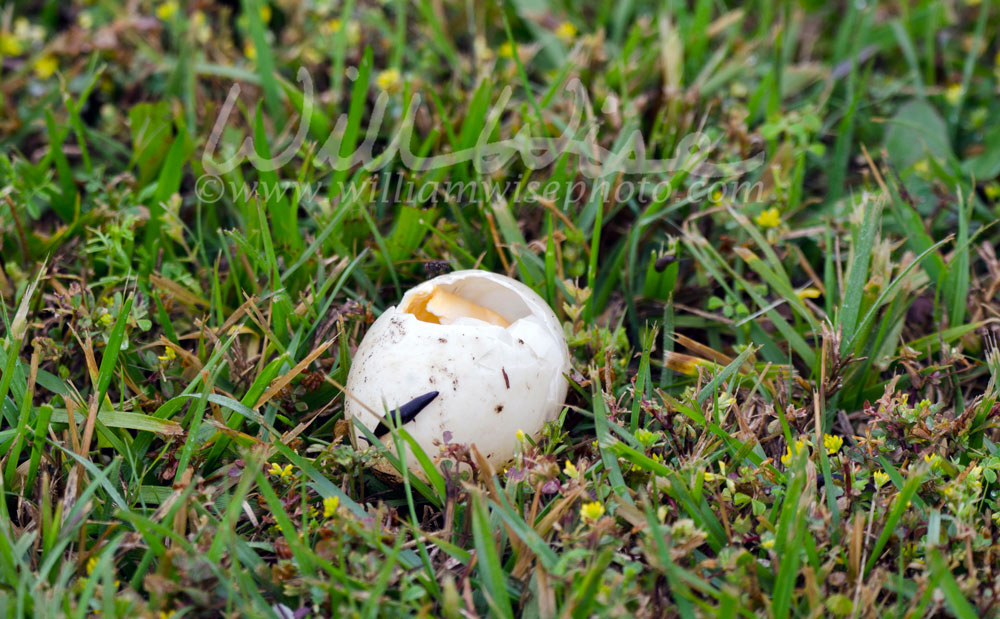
xmin=1 ymin=0 xmax=1000 ymax=617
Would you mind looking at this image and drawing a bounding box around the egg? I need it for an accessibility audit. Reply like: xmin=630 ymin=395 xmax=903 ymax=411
xmin=345 ymin=270 xmax=570 ymax=473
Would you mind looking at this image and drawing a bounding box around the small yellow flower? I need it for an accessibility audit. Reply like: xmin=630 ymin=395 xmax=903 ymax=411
xmin=924 ymin=452 xmax=942 ymax=471
xmin=191 ymin=11 xmax=211 ymax=43
xmin=376 ymin=68 xmax=401 ymax=93
xmin=244 ymin=42 xmax=257 ymax=61
xmin=33 ymin=53 xmax=58 ymax=78
xmin=259 ymin=4 xmax=272 ymax=23
xmin=14 ymin=18 xmax=44 ymax=45
xmin=873 ymin=470 xmax=890 ymax=488
xmin=580 ymin=500 xmax=604 ymax=521
xmin=0 ymin=33 xmax=24 ymax=57
xmin=322 ymin=496 xmax=340 ymax=518
xmin=761 ymin=537 xmax=775 ymax=550
xmin=796 ymin=287 xmax=821 ymax=301
xmin=268 ymin=462 xmax=294 ymax=481
xmin=498 ymin=41 xmax=515 ymax=58
xmin=944 ymin=84 xmax=963 ymax=106
xmin=703 ymin=471 xmax=721 ymax=482
xmin=515 ymin=428 xmax=526 ymax=442
xmin=711 ymin=189 xmax=724 ymax=203
xmin=156 ymin=1 xmax=179 ymax=20
xmin=781 ymin=438 xmax=806 ymax=465
xmin=716 ymin=393 xmax=736 ymax=410
xmin=823 ymin=434 xmax=844 ymax=455
xmin=555 ymin=21 xmax=577 ymax=43
xmin=755 ymin=207 xmax=781 ymax=228
xmin=157 ymin=346 xmax=177 ymax=362
xmin=323 ymin=19 xmax=342 ymax=35
xmin=635 ymin=428 xmax=658 ymax=446
xmin=86 ymin=556 xmax=98 ymax=575
xmin=986 ymin=183 xmax=1000 ymax=201
xmin=98 ymin=312 xmax=114 ymax=327
xmin=563 ymin=460 xmax=578 ymax=477
xmin=345 ymin=21 xmax=361 ymax=46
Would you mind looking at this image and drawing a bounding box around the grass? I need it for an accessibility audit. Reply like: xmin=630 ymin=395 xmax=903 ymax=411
xmin=2 ymin=0 xmax=1000 ymax=616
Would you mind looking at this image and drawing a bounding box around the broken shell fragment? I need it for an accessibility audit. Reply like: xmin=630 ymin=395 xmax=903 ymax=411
xmin=345 ymin=270 xmax=571 ymax=472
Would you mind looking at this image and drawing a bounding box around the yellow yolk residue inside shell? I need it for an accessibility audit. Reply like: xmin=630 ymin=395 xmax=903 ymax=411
xmin=403 ymin=288 xmax=510 ymax=327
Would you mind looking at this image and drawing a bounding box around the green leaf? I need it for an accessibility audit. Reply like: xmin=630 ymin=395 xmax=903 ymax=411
xmin=884 ymin=99 xmax=952 ymax=171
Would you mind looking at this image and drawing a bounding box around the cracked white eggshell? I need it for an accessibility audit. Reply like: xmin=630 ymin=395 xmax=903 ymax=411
xmin=345 ymin=270 xmax=570 ymax=472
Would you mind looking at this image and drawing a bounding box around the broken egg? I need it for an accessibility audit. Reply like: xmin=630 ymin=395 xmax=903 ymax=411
xmin=345 ymin=270 xmax=570 ymax=473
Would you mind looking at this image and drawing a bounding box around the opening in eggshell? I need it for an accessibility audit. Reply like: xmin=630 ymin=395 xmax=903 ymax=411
xmin=401 ymin=287 xmax=510 ymax=327
xmin=399 ymin=281 xmax=533 ymax=327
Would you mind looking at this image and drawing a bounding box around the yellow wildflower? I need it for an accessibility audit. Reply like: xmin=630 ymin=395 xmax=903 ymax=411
xmin=924 ymin=452 xmax=942 ymax=471
xmin=191 ymin=11 xmax=211 ymax=44
xmin=635 ymin=428 xmax=658 ymax=446
xmin=0 ymin=33 xmax=24 ymax=57
xmin=86 ymin=556 xmax=98 ymax=575
xmin=944 ymin=84 xmax=963 ymax=106
xmin=157 ymin=346 xmax=177 ymax=362
xmin=555 ymin=21 xmax=577 ymax=43
xmin=580 ymin=500 xmax=604 ymax=521
xmin=376 ymin=68 xmax=401 ymax=93
xmin=323 ymin=496 xmax=340 ymax=518
xmin=33 ymin=54 xmax=58 ymax=79
xmin=781 ymin=438 xmax=806 ymax=465
xmin=755 ymin=207 xmax=781 ymax=228
xmin=323 ymin=19 xmax=342 ymax=35
xmin=244 ymin=42 xmax=257 ymax=61
xmin=796 ymin=287 xmax=821 ymax=301
xmin=268 ymin=462 xmax=294 ymax=481
xmin=823 ymin=434 xmax=844 ymax=455
xmin=563 ymin=460 xmax=578 ymax=478
xmin=156 ymin=1 xmax=179 ymax=20
xmin=515 ymin=428 xmax=526 ymax=442
xmin=259 ymin=4 xmax=272 ymax=23
xmin=345 ymin=21 xmax=361 ymax=46
xmin=873 ymin=470 xmax=889 ymax=488
xmin=498 ymin=41 xmax=515 ymax=58
xmin=716 ymin=393 xmax=736 ymax=410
